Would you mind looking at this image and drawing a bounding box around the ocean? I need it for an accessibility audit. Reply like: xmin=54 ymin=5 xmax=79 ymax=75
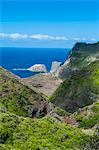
xmin=0 ymin=47 xmax=70 ymax=78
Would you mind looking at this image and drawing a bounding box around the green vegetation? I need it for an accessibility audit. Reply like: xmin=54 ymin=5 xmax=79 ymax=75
xmin=0 ymin=65 xmax=98 ymax=149
xmin=73 ymin=101 xmax=99 ymax=129
xmin=50 ymin=60 xmax=99 ymax=112
xmin=70 ymin=42 xmax=99 ymax=69
xmin=0 ymin=67 xmax=46 ymax=117
xmin=0 ymin=111 xmax=96 ymax=150
xmin=58 ymin=42 xmax=99 ymax=79
xmin=0 ymin=43 xmax=99 ymax=149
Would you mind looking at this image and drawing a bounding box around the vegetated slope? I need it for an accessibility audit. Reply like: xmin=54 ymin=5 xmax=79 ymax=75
xmin=50 ymin=59 xmax=99 ymax=113
xmin=73 ymin=101 xmax=99 ymax=129
xmin=0 ymin=110 xmax=98 ymax=150
xmin=0 ymin=67 xmax=98 ymax=150
xmin=57 ymin=42 xmax=99 ymax=79
xmin=0 ymin=67 xmax=48 ymax=118
xmin=70 ymin=42 xmax=99 ymax=68
xmin=0 ymin=42 xmax=99 ymax=149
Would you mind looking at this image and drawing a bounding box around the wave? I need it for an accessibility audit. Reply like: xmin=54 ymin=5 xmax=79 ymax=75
xmin=12 ymin=68 xmax=27 ymax=71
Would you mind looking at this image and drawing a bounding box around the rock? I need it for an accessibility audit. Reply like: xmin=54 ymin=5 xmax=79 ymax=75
xmin=63 ymin=116 xmax=78 ymax=126
xmin=27 ymin=64 xmax=47 ymax=73
xmin=53 ymin=55 xmax=72 ymax=78
xmin=54 ymin=61 xmax=70 ymax=78
xmin=29 ymin=102 xmax=53 ymax=118
xmin=50 ymin=61 xmax=62 ymax=73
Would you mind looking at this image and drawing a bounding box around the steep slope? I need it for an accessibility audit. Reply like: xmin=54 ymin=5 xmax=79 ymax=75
xmin=50 ymin=57 xmax=99 ymax=113
xmin=0 ymin=67 xmax=48 ymax=118
xmin=56 ymin=42 xmax=99 ymax=79
xmin=70 ymin=42 xmax=99 ymax=68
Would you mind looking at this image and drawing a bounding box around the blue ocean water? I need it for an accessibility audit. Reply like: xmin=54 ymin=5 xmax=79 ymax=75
xmin=0 ymin=47 xmax=70 ymax=78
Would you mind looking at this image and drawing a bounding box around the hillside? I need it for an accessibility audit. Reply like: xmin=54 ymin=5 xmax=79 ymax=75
xmin=70 ymin=42 xmax=99 ymax=68
xmin=0 ymin=42 xmax=99 ymax=149
xmin=0 ymin=67 xmax=98 ymax=150
xmin=56 ymin=42 xmax=99 ymax=79
xmin=50 ymin=42 xmax=99 ymax=113
xmin=0 ymin=67 xmax=49 ymax=118
xmin=50 ymin=60 xmax=99 ymax=113
xmin=21 ymin=73 xmax=62 ymax=96
xmin=1 ymin=109 xmax=98 ymax=150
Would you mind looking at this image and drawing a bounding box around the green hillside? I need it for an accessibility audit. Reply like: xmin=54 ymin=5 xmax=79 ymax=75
xmin=0 ymin=67 xmax=47 ymax=118
xmin=50 ymin=60 xmax=99 ymax=112
xmin=0 ymin=67 xmax=97 ymax=150
xmin=57 ymin=42 xmax=99 ymax=79
xmin=70 ymin=42 xmax=99 ymax=69
xmin=0 ymin=42 xmax=99 ymax=149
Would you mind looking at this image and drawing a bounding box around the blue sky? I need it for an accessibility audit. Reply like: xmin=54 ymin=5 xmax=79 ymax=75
xmin=0 ymin=0 xmax=99 ymax=48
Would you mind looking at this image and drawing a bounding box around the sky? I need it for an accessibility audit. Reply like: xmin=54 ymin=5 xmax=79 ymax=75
xmin=0 ymin=0 xmax=99 ymax=48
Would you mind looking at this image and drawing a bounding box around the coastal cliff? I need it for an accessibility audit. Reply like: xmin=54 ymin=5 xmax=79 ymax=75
xmin=54 ymin=42 xmax=99 ymax=79
xmin=50 ymin=42 xmax=99 ymax=113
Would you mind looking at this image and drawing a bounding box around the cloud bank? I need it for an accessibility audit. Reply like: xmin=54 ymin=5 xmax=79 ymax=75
xmin=0 ymin=33 xmax=97 ymax=42
xmin=0 ymin=33 xmax=68 ymax=41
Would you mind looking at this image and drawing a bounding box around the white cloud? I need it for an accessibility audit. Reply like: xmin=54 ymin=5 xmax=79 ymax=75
xmin=0 ymin=33 xmax=97 ymax=42
xmin=30 ymin=34 xmax=50 ymax=40
xmin=0 ymin=32 xmax=68 ymax=41
xmin=9 ymin=33 xmax=28 ymax=39
xmin=0 ymin=33 xmax=28 ymax=39
xmin=90 ymin=38 xmax=96 ymax=41
xmin=30 ymin=34 xmax=68 ymax=41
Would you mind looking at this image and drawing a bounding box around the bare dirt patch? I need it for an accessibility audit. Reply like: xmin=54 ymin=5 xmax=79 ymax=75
xmin=21 ymin=73 xmax=62 ymax=96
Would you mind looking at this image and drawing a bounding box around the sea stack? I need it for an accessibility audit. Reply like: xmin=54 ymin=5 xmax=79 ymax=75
xmin=27 ymin=64 xmax=47 ymax=73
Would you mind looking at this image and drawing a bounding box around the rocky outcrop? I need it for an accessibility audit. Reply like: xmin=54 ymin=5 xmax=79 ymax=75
xmin=53 ymin=50 xmax=73 ymax=78
xmin=54 ymin=58 xmax=72 ymax=78
xmin=50 ymin=61 xmax=62 ymax=73
xmin=27 ymin=64 xmax=47 ymax=73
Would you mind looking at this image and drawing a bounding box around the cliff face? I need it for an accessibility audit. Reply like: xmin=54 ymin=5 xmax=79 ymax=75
xmin=50 ymin=42 xmax=99 ymax=113
xmin=50 ymin=61 xmax=62 ymax=73
xmin=70 ymin=42 xmax=99 ymax=68
xmin=55 ymin=42 xmax=99 ymax=79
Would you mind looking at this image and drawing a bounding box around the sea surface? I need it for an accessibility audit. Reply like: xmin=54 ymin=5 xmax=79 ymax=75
xmin=0 ymin=47 xmax=70 ymax=78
